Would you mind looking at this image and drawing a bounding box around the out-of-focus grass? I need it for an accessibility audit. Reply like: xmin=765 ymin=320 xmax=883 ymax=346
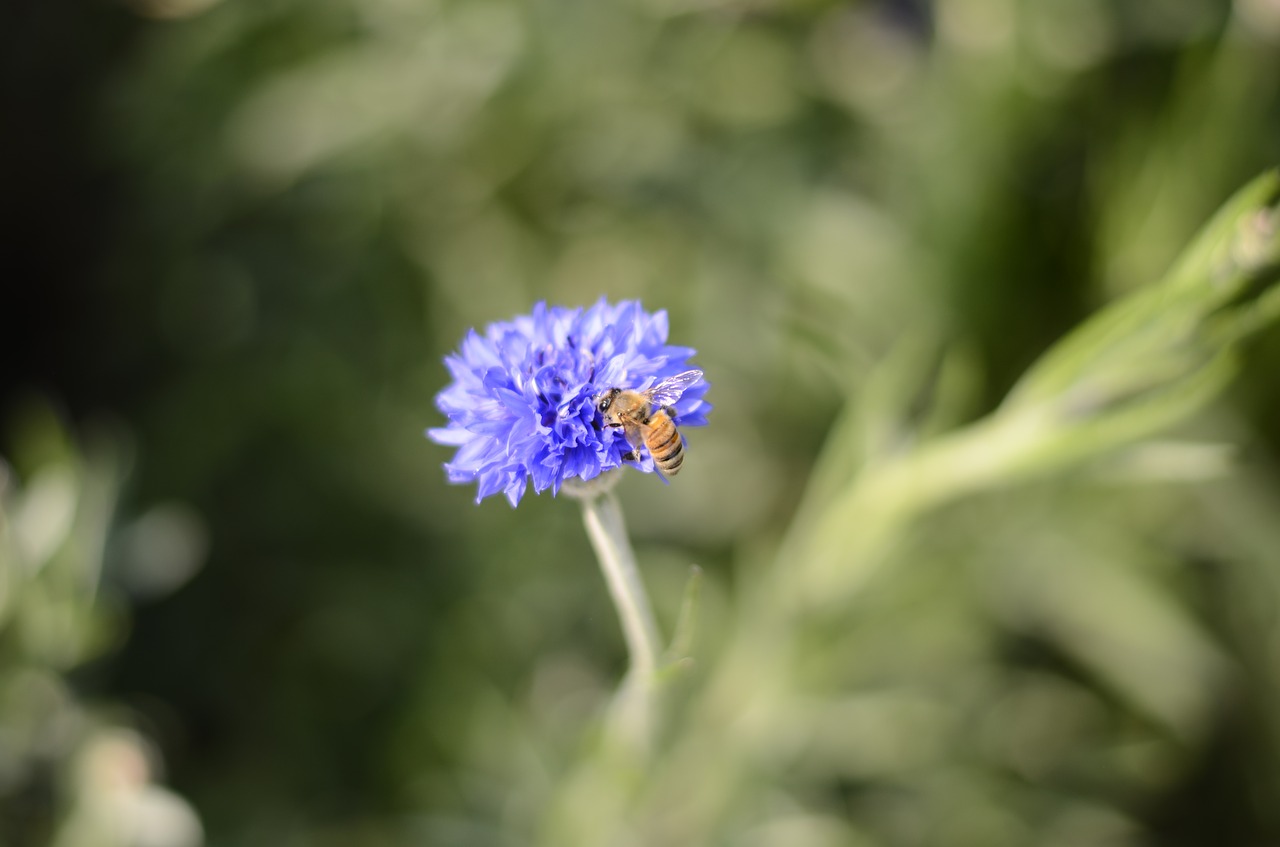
xmin=5 ymin=0 xmax=1280 ymax=844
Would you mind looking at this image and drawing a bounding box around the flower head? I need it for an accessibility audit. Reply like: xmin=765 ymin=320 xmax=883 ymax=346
xmin=428 ymin=299 xmax=711 ymax=506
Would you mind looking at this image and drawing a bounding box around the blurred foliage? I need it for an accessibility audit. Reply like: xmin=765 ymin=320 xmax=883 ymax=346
xmin=0 ymin=406 xmax=203 ymax=847
xmin=5 ymin=0 xmax=1280 ymax=844
xmin=543 ymin=172 xmax=1280 ymax=845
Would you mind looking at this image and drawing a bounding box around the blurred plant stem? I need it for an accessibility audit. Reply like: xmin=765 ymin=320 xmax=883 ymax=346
xmin=788 ymin=169 xmax=1280 ymax=610
xmin=573 ymin=478 xmax=661 ymax=752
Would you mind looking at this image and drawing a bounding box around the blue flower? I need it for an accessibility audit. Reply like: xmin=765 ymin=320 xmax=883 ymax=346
xmin=428 ymin=299 xmax=711 ymax=506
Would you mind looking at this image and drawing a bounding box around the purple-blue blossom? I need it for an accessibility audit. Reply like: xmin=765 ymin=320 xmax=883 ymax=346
xmin=428 ymin=299 xmax=711 ymax=506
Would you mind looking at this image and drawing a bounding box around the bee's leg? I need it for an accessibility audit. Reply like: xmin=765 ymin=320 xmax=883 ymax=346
xmin=662 ymin=405 xmax=678 ymax=419
xmin=621 ymin=450 xmax=639 ymax=462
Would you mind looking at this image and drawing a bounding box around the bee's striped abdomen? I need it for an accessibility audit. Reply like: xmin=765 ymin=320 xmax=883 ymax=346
xmin=645 ymin=411 xmax=685 ymax=476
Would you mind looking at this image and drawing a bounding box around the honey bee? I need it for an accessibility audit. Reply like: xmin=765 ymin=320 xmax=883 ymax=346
xmin=597 ymin=369 xmax=703 ymax=477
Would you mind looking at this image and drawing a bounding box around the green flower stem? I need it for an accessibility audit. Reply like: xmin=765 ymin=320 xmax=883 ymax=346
xmin=567 ymin=477 xmax=662 ymax=752
xmin=579 ymin=489 xmax=661 ymax=682
xmin=539 ymin=483 xmax=662 ymax=841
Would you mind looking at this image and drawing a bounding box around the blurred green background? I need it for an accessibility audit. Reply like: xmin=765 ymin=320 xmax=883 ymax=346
xmin=5 ymin=0 xmax=1280 ymax=844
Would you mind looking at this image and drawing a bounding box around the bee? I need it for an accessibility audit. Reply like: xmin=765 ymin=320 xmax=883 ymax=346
xmin=597 ymin=369 xmax=703 ymax=477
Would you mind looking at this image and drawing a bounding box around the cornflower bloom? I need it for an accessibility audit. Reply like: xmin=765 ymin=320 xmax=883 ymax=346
xmin=428 ymin=299 xmax=711 ymax=506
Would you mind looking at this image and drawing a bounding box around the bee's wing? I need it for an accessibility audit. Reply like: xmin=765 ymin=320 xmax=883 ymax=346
xmin=643 ymin=369 xmax=703 ymax=408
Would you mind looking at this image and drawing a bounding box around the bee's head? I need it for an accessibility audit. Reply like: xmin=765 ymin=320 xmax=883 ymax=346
xmin=596 ymin=387 xmax=621 ymax=414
